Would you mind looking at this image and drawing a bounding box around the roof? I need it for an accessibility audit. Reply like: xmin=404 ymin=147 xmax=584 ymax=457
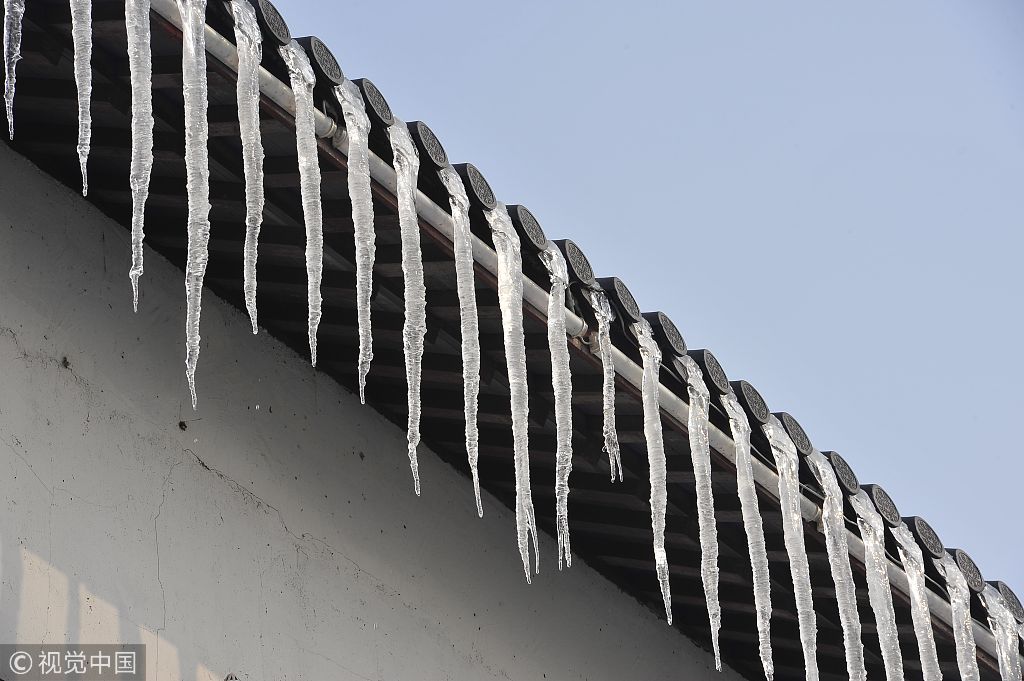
xmin=4 ymin=1 xmax=1021 ymax=679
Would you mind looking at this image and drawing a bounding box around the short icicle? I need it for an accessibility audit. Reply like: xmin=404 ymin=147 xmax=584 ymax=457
xmin=437 ymin=166 xmax=482 ymax=516
xmin=720 ymin=390 xmax=774 ymax=680
xmin=805 ymin=450 xmax=866 ymax=681
xmin=762 ymin=417 xmax=818 ymax=681
xmin=3 ymin=0 xmax=25 ymax=139
xmin=125 ymin=0 xmax=154 ymax=311
xmin=935 ymin=554 xmax=980 ymax=681
xmin=279 ymin=41 xmax=323 ymax=366
xmin=176 ymin=0 xmax=211 ymax=409
xmin=387 ymin=119 xmax=425 ymax=495
xmin=230 ymin=0 xmax=264 ymax=332
xmin=678 ymin=356 xmax=721 ymax=667
xmin=334 ymin=79 xmax=375 ymax=401
xmin=849 ymin=490 xmax=903 ymax=681
xmin=484 ymin=204 xmax=538 ymax=582
xmin=70 ymin=0 xmax=92 ymax=194
xmin=631 ymin=319 xmax=672 ymax=624
xmin=981 ymin=585 xmax=1022 ymax=681
xmin=891 ymin=523 xmax=942 ymax=681
xmin=584 ymin=288 xmax=621 ymax=481
xmin=539 ymin=244 xmax=573 ymax=568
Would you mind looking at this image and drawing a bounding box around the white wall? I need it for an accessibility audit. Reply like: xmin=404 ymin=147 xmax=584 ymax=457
xmin=0 ymin=144 xmax=741 ymax=681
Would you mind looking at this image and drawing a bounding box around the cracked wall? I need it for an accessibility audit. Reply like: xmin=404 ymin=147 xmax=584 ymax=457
xmin=0 ymin=143 xmax=743 ymax=681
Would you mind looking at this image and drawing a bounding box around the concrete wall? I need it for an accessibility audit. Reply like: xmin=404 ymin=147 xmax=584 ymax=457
xmin=0 ymin=144 xmax=740 ymax=681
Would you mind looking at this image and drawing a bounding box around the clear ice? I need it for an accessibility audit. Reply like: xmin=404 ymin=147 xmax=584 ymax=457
xmin=631 ymin=319 xmax=672 ymax=624
xmin=720 ymin=389 xmax=774 ymax=680
xmin=334 ymin=79 xmax=375 ymax=402
xmin=125 ymin=0 xmax=154 ymax=311
xmin=230 ymin=0 xmax=264 ymax=332
xmin=982 ymin=585 xmax=1022 ymax=681
xmin=805 ymin=449 xmax=866 ymax=681
xmin=583 ymin=288 xmax=621 ymax=481
xmin=3 ymin=0 xmax=25 ymax=139
xmin=763 ymin=417 xmax=818 ymax=681
xmin=539 ymin=244 xmax=573 ymax=569
xmin=176 ymin=0 xmax=211 ymax=409
xmin=935 ymin=553 xmax=980 ymax=681
xmin=678 ymin=355 xmax=721 ymax=667
xmin=279 ymin=41 xmax=323 ymax=366
xmin=388 ymin=120 xmax=425 ymax=495
xmin=849 ymin=490 xmax=904 ymax=681
xmin=70 ymin=0 xmax=92 ymax=194
xmin=484 ymin=204 xmax=538 ymax=582
xmin=437 ymin=166 xmax=482 ymax=516
xmin=892 ymin=522 xmax=942 ymax=681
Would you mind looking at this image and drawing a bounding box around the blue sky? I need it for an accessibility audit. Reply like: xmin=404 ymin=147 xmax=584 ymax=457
xmin=281 ymin=1 xmax=1024 ymax=586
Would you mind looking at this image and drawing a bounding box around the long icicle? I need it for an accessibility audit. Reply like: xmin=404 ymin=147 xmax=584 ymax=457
xmin=631 ymin=319 xmax=672 ymax=624
xmin=230 ymin=0 xmax=264 ymax=332
xmin=720 ymin=390 xmax=774 ymax=680
xmin=584 ymin=288 xmax=621 ymax=481
xmin=805 ymin=450 xmax=866 ymax=681
xmin=125 ymin=0 xmax=153 ymax=311
xmin=936 ymin=554 xmax=980 ymax=681
xmin=539 ymin=244 xmax=573 ymax=569
xmin=3 ymin=0 xmax=25 ymax=139
xmin=763 ymin=417 xmax=818 ymax=681
xmin=279 ymin=41 xmax=323 ymax=366
xmin=849 ymin=490 xmax=904 ymax=681
xmin=891 ymin=523 xmax=942 ymax=681
xmin=388 ymin=119 xmax=425 ymax=495
xmin=437 ymin=166 xmax=482 ymax=516
xmin=334 ymin=80 xmax=375 ymax=402
xmin=70 ymin=0 xmax=92 ymax=195
xmin=678 ymin=356 xmax=721 ymax=667
xmin=484 ymin=204 xmax=538 ymax=582
xmin=176 ymin=0 xmax=210 ymax=409
xmin=981 ymin=585 xmax=1023 ymax=681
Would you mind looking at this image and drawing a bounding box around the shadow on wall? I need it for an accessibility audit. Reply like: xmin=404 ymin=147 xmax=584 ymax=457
xmin=0 ymin=544 xmax=216 ymax=681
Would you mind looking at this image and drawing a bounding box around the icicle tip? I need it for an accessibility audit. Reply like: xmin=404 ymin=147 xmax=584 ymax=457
xmin=472 ymin=474 xmax=483 ymax=518
xmin=130 ymin=278 xmax=140 ymax=313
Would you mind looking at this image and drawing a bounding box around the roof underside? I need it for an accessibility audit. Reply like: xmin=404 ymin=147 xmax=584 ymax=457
xmin=5 ymin=2 xmax=1013 ymax=679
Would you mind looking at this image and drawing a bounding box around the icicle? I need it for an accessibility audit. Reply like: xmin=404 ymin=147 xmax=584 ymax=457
xmin=279 ymin=41 xmax=323 ymax=366
xmin=892 ymin=523 xmax=942 ymax=681
xmin=720 ymin=390 xmax=774 ymax=680
xmin=805 ymin=450 xmax=866 ymax=681
xmin=125 ymin=0 xmax=153 ymax=311
xmin=982 ymin=586 xmax=1022 ymax=681
xmin=631 ymin=319 xmax=672 ymax=624
xmin=935 ymin=554 xmax=980 ymax=681
xmin=484 ymin=204 xmax=538 ymax=582
xmin=539 ymin=244 xmax=573 ymax=569
xmin=762 ymin=417 xmax=818 ymax=681
xmin=176 ymin=0 xmax=211 ymax=409
xmin=230 ymin=0 xmax=264 ymax=332
xmin=70 ymin=0 xmax=91 ymax=195
xmin=583 ymin=288 xmax=621 ymax=481
xmin=677 ymin=355 xmax=721 ymax=666
xmin=437 ymin=166 xmax=482 ymax=516
xmin=849 ymin=490 xmax=904 ymax=681
xmin=387 ymin=119 xmax=425 ymax=496
xmin=3 ymin=0 xmax=25 ymax=140
xmin=334 ymin=79 xmax=374 ymax=401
